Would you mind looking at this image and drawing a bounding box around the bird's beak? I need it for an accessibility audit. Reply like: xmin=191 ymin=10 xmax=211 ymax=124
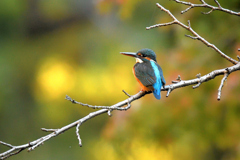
xmin=120 ymin=52 xmax=137 ymax=58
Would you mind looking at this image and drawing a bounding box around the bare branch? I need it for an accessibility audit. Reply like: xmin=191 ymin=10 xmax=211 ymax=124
xmin=217 ymin=72 xmax=229 ymax=101
xmin=146 ymin=3 xmax=238 ymax=65
xmin=65 ymin=95 xmax=132 ymax=111
xmin=76 ymin=122 xmax=82 ymax=147
xmin=107 ymin=109 xmax=113 ymax=117
xmin=41 ymin=128 xmax=58 ymax=132
xmin=172 ymin=75 xmax=182 ymax=83
xmin=202 ymin=9 xmax=214 ymax=15
xmin=192 ymin=82 xmax=202 ymax=89
xmin=196 ymin=73 xmax=201 ymax=78
xmin=166 ymin=62 xmax=240 ymax=97
xmin=1 ymin=62 xmax=240 ymax=159
xmin=122 ymin=90 xmax=131 ymax=97
xmin=176 ymin=75 xmax=182 ymax=81
xmin=1 ymin=2 xmax=240 ymax=160
xmin=214 ymin=0 xmax=221 ymax=8
xmin=237 ymin=55 xmax=240 ymax=61
xmin=166 ymin=88 xmax=172 ymax=97
xmin=0 ymin=91 xmax=147 ymax=159
xmin=146 ymin=21 xmax=177 ymax=29
xmin=0 ymin=141 xmax=14 ymax=148
xmin=185 ymin=34 xmax=198 ymax=40
xmin=181 ymin=6 xmax=193 ymax=14
xmin=172 ymin=81 xmax=179 ymax=83
xmin=172 ymin=0 xmax=240 ymax=16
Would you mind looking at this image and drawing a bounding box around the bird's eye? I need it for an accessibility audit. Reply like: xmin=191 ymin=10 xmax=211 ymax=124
xmin=137 ymin=53 xmax=143 ymax=57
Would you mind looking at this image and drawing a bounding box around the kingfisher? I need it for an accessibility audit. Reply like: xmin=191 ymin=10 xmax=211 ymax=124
xmin=120 ymin=48 xmax=166 ymax=100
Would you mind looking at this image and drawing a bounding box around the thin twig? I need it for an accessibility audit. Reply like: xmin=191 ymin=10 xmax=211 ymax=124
xmin=237 ymin=55 xmax=240 ymax=61
xmin=146 ymin=3 xmax=238 ymax=65
xmin=196 ymin=73 xmax=201 ymax=78
xmin=202 ymin=9 xmax=214 ymax=15
xmin=0 ymin=141 xmax=14 ymax=148
xmin=66 ymin=95 xmax=132 ymax=111
xmin=107 ymin=109 xmax=113 ymax=117
xmin=166 ymin=88 xmax=172 ymax=97
xmin=185 ymin=34 xmax=198 ymax=40
xmin=192 ymin=82 xmax=202 ymax=89
xmin=172 ymin=0 xmax=240 ymax=16
xmin=217 ymin=72 xmax=229 ymax=100
xmin=41 ymin=128 xmax=58 ymax=132
xmin=76 ymin=122 xmax=82 ymax=147
xmin=122 ymin=90 xmax=131 ymax=97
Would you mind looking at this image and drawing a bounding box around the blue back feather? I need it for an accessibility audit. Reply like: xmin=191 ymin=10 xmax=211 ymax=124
xmin=150 ymin=60 xmax=162 ymax=99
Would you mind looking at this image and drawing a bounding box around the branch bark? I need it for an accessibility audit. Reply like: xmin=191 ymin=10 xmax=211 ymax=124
xmin=146 ymin=3 xmax=238 ymax=65
xmin=0 ymin=91 xmax=146 ymax=159
xmin=172 ymin=0 xmax=240 ymax=16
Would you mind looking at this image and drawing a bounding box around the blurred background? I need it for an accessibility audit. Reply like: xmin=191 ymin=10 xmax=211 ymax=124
xmin=0 ymin=0 xmax=240 ymax=159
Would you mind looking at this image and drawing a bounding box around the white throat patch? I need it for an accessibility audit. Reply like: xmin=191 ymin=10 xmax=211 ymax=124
xmin=135 ymin=58 xmax=143 ymax=63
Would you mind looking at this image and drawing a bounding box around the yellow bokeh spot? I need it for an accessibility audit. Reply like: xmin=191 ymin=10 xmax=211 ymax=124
xmin=75 ymin=63 xmax=135 ymax=103
xmin=92 ymin=140 xmax=120 ymax=160
xmin=91 ymin=138 xmax=173 ymax=160
xmin=127 ymin=138 xmax=173 ymax=160
xmin=35 ymin=58 xmax=76 ymax=101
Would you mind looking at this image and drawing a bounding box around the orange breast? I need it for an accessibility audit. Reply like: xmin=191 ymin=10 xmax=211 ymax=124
xmin=132 ymin=68 xmax=153 ymax=92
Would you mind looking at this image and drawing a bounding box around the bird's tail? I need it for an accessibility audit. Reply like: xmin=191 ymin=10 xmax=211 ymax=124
xmin=153 ymin=80 xmax=162 ymax=100
xmin=153 ymin=89 xmax=161 ymax=100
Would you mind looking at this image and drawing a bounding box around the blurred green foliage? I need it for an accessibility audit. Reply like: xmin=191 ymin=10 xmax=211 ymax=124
xmin=0 ymin=0 xmax=240 ymax=159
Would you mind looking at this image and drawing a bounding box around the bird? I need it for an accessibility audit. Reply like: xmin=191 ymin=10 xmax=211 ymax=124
xmin=120 ymin=48 xmax=165 ymax=100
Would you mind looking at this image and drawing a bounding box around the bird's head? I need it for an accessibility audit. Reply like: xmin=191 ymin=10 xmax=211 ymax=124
xmin=120 ymin=48 xmax=157 ymax=63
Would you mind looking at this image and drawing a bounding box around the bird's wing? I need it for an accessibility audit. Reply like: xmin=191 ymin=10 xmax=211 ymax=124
xmin=150 ymin=61 xmax=163 ymax=99
xmin=157 ymin=64 xmax=166 ymax=85
xmin=134 ymin=62 xmax=156 ymax=87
